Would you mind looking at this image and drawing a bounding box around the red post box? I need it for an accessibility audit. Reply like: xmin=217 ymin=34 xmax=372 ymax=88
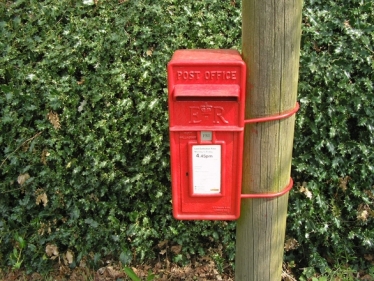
xmin=167 ymin=49 xmax=246 ymax=220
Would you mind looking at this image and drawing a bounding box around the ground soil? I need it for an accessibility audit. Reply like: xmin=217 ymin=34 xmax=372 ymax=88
xmin=0 ymin=256 xmax=235 ymax=281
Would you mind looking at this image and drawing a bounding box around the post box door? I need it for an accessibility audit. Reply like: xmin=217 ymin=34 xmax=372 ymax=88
xmin=167 ymin=49 xmax=246 ymax=220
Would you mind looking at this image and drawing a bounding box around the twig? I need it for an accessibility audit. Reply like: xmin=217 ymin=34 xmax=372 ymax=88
xmin=282 ymin=263 xmax=297 ymax=281
xmin=281 ymin=270 xmax=298 ymax=281
xmin=0 ymin=187 xmax=23 ymax=194
xmin=0 ymin=131 xmax=43 ymax=169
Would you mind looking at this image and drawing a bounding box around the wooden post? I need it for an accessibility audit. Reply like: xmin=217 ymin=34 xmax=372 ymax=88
xmin=235 ymin=0 xmax=302 ymax=280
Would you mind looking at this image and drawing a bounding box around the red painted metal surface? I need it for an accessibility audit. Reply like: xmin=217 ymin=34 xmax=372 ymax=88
xmin=244 ymin=102 xmax=300 ymax=124
xmin=167 ymin=49 xmax=299 ymax=220
xmin=241 ymin=178 xmax=294 ymax=199
xmin=167 ymin=49 xmax=246 ymax=220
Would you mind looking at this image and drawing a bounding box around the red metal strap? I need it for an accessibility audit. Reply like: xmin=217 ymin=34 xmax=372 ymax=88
xmin=244 ymin=102 xmax=299 ymax=124
xmin=241 ymin=178 xmax=293 ymax=199
xmin=240 ymin=103 xmax=298 ymax=199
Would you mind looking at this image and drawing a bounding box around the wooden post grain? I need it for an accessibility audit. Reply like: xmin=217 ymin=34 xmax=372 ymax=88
xmin=235 ymin=0 xmax=302 ymax=280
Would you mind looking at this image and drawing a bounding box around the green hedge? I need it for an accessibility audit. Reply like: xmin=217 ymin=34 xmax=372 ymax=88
xmin=0 ymin=0 xmax=240 ymax=273
xmin=289 ymin=0 xmax=374 ymax=278
xmin=0 ymin=0 xmax=373 ymax=278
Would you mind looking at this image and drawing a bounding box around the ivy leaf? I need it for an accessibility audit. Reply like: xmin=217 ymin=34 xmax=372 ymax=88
xmin=82 ymin=0 xmax=94 ymax=5
xmin=119 ymin=249 xmax=132 ymax=265
xmin=84 ymin=218 xmax=99 ymax=228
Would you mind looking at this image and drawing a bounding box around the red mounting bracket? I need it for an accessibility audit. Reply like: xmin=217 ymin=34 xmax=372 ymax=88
xmin=244 ymin=102 xmax=300 ymax=124
xmin=241 ymin=102 xmax=299 ymax=199
xmin=241 ymin=178 xmax=293 ymax=199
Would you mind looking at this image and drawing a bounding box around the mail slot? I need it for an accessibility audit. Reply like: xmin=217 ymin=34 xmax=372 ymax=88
xmin=167 ymin=49 xmax=246 ymax=220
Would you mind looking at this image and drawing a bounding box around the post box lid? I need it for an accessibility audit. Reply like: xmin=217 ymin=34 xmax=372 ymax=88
xmin=171 ymin=49 xmax=243 ymax=62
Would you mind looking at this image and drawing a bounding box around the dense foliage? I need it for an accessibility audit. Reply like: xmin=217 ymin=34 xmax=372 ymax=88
xmin=288 ymin=0 xmax=374 ymax=278
xmin=0 ymin=0 xmax=373 ymax=279
xmin=0 ymin=0 xmax=240 ymax=274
